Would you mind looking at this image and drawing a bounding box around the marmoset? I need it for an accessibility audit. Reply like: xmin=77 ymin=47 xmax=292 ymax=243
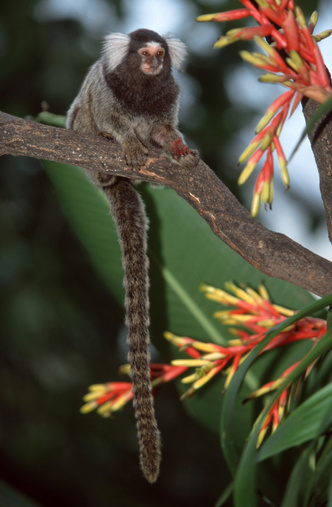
xmin=66 ymin=28 xmax=197 ymax=483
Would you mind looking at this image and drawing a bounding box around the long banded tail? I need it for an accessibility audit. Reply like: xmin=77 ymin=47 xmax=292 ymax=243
xmin=104 ymin=177 xmax=161 ymax=483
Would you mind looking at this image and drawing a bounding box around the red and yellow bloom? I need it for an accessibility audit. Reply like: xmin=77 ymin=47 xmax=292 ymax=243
xmin=197 ymin=0 xmax=332 ymax=215
xmin=82 ymin=281 xmax=326 ymax=442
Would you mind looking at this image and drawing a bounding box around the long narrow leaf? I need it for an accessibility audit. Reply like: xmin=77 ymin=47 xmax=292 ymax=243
xmin=281 ymin=444 xmax=315 ymax=507
xmin=233 ymin=312 xmax=332 ymax=507
xmin=258 ymin=382 xmax=332 ymax=460
xmin=42 ymin=159 xmax=315 ymax=438
xmin=221 ymin=295 xmax=331 ymax=480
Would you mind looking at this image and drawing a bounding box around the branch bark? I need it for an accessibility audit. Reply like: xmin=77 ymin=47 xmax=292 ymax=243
xmin=302 ymin=98 xmax=332 ymax=242
xmin=1 ymin=110 xmax=331 ymax=297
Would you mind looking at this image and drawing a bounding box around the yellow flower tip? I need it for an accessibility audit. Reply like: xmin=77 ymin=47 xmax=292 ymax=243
xmin=119 ymin=364 xmax=131 ymax=375
xmin=172 ymin=359 xmax=211 ymax=367
xmin=253 ymin=35 xmax=274 ymax=57
xmin=237 ymin=287 xmax=252 ymax=301
xmin=193 ymin=366 xmax=219 ymax=390
xmin=193 ymin=341 xmax=219 ymax=353
xmin=228 ymin=338 xmax=243 ymax=346
xmin=290 ymin=50 xmax=304 ymax=70
xmin=238 ymin=163 xmax=256 ymax=185
xmin=164 ymin=332 xmax=184 ymax=347
xmin=199 ymin=283 xmax=210 ymax=292
xmin=260 ymin=132 xmax=273 ymax=151
xmin=205 ymin=293 xmax=221 ymax=303
xmin=245 ymin=286 xmax=262 ymax=302
xmin=272 ymin=304 xmax=294 ymax=317
xmin=258 ymin=283 xmax=270 ymax=301
xmin=255 ymin=110 xmax=276 ymax=133
xmin=224 ymin=281 xmax=237 ymax=293
xmin=285 ymin=58 xmax=297 ymax=73
xmin=239 ymin=50 xmax=265 ymax=68
xmin=251 ymin=193 xmax=261 ymax=217
xmin=238 ymin=140 xmax=260 ymax=164
xmin=213 ymin=37 xmax=233 ymax=49
xmin=280 ymin=161 xmax=290 ymax=187
xmin=309 ymin=11 xmax=318 ymax=29
xmin=83 ymin=391 xmax=103 ymax=402
xmin=97 ymin=402 xmax=113 ymax=417
xmin=257 ymin=318 xmax=275 ymax=328
xmin=247 ymin=381 xmax=276 ymax=399
xmin=224 ymin=369 xmax=235 ymax=390
xmin=256 ymin=427 xmax=268 ymax=448
xmin=111 ymin=394 xmax=131 ymax=412
xmin=226 ymin=28 xmax=241 ymax=37
xmin=278 ymin=404 xmax=285 ymax=420
xmin=164 ymin=331 xmax=175 ymax=340
xmin=228 ymin=314 xmax=251 ymax=324
xmin=180 ymin=387 xmax=195 ymax=400
xmin=196 ymin=13 xmax=217 ymax=22
xmin=227 ymin=327 xmax=240 ymax=337
xmin=219 ymin=318 xmax=239 ymax=325
xmin=314 ymin=30 xmax=332 ymax=43
xmin=213 ymin=310 xmax=231 ymax=321
xmin=255 ymin=0 xmax=270 ymax=8
xmin=259 ymin=73 xmax=288 ymax=84
xmin=295 ymin=6 xmax=307 ymax=27
xmin=89 ymin=384 xmax=107 ymax=392
xmin=181 ymin=373 xmax=199 ymax=384
xmin=203 ymin=352 xmax=226 ymax=360
xmin=261 ymin=181 xmax=273 ymax=205
xmin=80 ymin=401 xmax=97 ymax=414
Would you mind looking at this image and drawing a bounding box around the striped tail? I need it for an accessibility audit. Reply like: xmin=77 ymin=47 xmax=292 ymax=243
xmin=104 ymin=177 xmax=161 ymax=483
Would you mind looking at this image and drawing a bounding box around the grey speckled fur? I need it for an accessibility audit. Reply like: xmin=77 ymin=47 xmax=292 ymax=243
xmin=66 ymin=28 xmax=194 ymax=483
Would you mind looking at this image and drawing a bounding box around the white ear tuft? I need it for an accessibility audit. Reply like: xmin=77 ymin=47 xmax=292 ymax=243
xmin=164 ymin=35 xmax=187 ymax=71
xmin=103 ymin=32 xmax=131 ymax=72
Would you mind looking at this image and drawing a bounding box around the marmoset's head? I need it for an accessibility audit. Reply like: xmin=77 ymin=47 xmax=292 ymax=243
xmin=103 ymin=28 xmax=187 ymax=77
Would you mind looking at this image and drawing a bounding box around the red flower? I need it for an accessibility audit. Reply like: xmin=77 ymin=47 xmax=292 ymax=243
xmin=81 ymin=281 xmax=326 ymax=445
xmin=81 ymin=363 xmax=187 ymax=417
xmin=197 ymin=1 xmax=332 ymax=215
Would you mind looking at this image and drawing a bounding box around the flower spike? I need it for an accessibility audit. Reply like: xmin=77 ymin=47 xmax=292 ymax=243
xmin=82 ymin=281 xmax=327 ymax=451
xmin=198 ymin=0 xmax=332 ymax=215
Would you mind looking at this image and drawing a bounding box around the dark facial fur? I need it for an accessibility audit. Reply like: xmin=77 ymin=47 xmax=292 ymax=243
xmin=103 ymin=63 xmax=179 ymax=117
xmin=102 ymin=30 xmax=177 ymax=117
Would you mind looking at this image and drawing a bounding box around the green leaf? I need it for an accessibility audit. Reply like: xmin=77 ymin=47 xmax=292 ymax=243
xmin=0 ymin=479 xmax=41 ymax=507
xmin=221 ymin=298 xmax=325 ymax=479
xmin=258 ymin=381 xmax=332 ymax=461
xmin=44 ymin=162 xmax=125 ymax=303
xmin=307 ymin=436 xmax=332 ymax=507
xmin=34 ymin=112 xmax=66 ymax=128
xmin=223 ymin=322 xmax=290 ymax=500
xmin=281 ymin=445 xmax=316 ymax=507
xmin=42 ymin=160 xmax=315 ymax=438
xmin=327 ymin=305 xmax=332 ymax=331
xmin=230 ymin=305 xmax=332 ymax=506
xmin=214 ymin=482 xmax=234 ymax=507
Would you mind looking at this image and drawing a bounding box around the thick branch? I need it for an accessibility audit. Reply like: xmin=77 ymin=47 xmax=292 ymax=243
xmin=1 ymin=110 xmax=331 ymax=297
xmin=302 ymin=98 xmax=332 ymax=242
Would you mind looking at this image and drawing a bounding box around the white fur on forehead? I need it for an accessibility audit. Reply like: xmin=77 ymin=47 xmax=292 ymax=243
xmin=145 ymin=41 xmax=162 ymax=48
xmin=103 ymin=32 xmax=130 ymax=72
xmin=164 ymin=34 xmax=187 ymax=71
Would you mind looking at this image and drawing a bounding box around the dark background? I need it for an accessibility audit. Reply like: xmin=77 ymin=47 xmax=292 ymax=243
xmin=0 ymin=0 xmax=327 ymax=505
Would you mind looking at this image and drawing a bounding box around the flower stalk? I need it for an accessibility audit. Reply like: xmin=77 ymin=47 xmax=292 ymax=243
xmin=82 ymin=281 xmax=326 ymax=442
xmin=197 ymin=1 xmax=332 ymax=215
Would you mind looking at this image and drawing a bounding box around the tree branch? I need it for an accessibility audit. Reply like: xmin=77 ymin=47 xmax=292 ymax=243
xmin=1 ymin=110 xmax=331 ymax=297
xmin=302 ymin=98 xmax=332 ymax=242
